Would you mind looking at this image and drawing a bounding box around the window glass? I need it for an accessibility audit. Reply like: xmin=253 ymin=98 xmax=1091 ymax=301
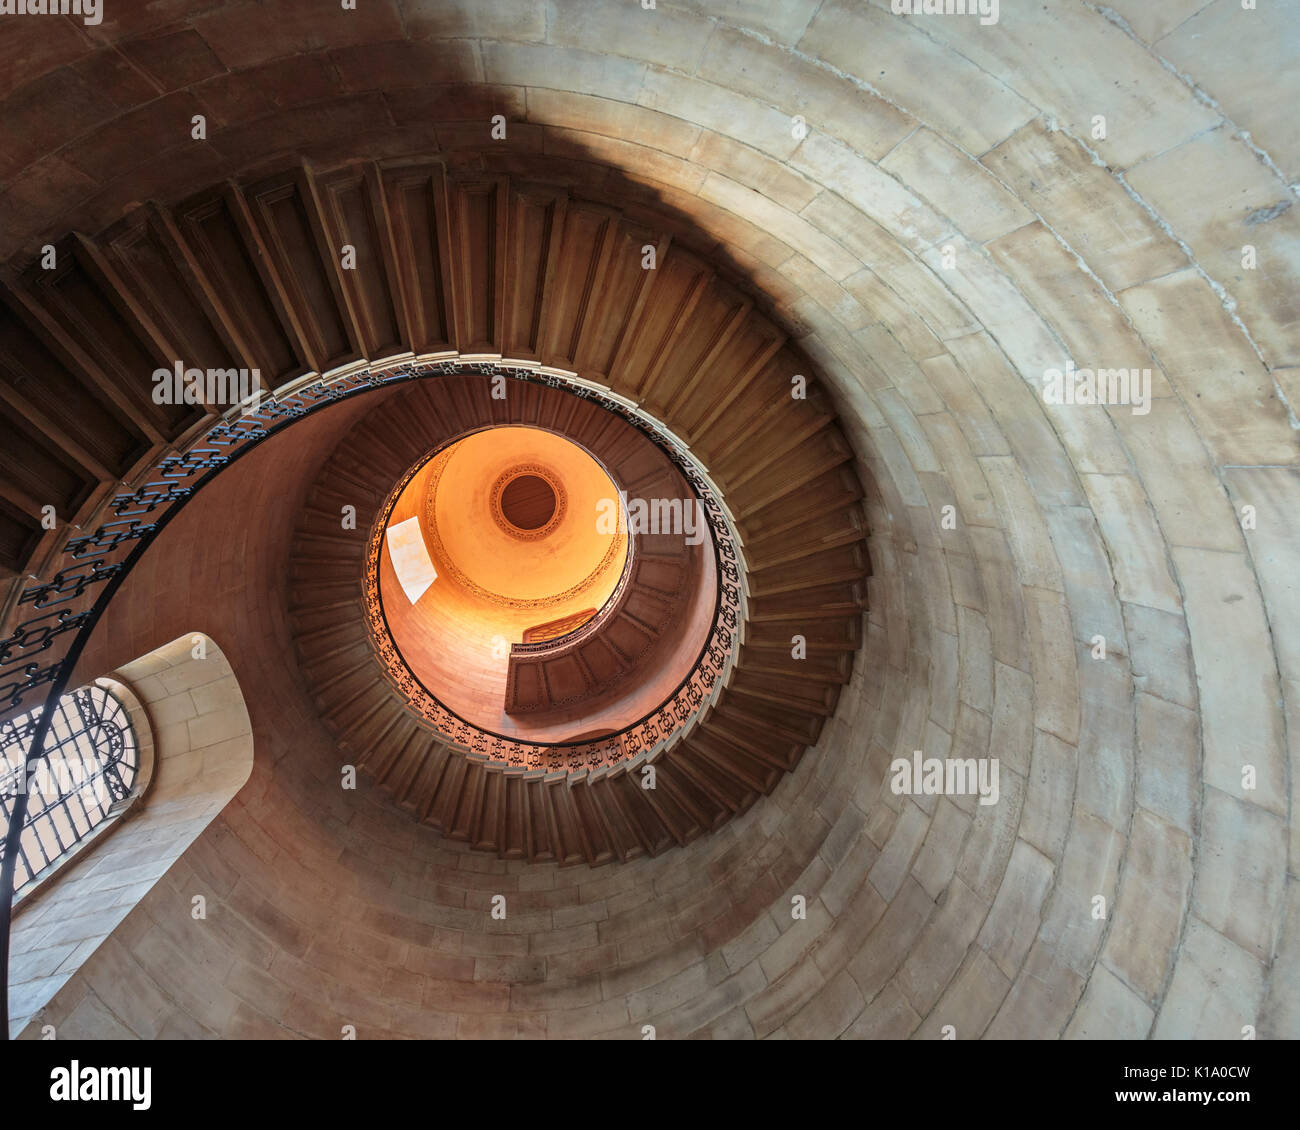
xmin=0 ymin=686 xmax=139 ymax=895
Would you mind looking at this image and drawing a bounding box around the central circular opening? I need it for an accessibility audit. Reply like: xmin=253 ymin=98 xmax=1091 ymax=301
xmin=499 ymin=473 xmax=557 ymax=531
xmin=366 ymin=404 xmax=726 ymax=751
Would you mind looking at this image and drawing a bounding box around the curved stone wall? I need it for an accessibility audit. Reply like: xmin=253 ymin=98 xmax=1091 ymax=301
xmin=4 ymin=1 xmax=1297 ymax=1037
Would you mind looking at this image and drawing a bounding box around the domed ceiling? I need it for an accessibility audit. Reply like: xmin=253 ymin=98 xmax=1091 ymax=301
xmin=393 ymin=426 xmax=626 ymax=617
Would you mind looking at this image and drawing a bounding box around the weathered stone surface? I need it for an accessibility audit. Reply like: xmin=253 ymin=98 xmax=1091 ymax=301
xmin=1193 ymin=790 xmax=1287 ymax=963
xmin=1158 ymin=0 xmax=1300 ymax=179
xmin=1065 ymin=964 xmax=1153 ymax=1040
xmin=1154 ymin=919 xmax=1267 ymax=1040
xmin=882 ymin=128 xmax=1032 ymax=244
xmin=798 ymin=0 xmax=1036 ymax=155
xmin=1174 ymin=547 xmax=1287 ymax=816
xmin=1102 ymin=809 xmax=1192 ymax=1005
xmin=1081 ymin=474 xmax=1182 ymax=614
xmin=1126 ymin=125 xmax=1300 ymax=370
xmin=1120 ymin=270 xmax=1297 ymax=467
xmin=977 ymin=838 xmax=1054 ymax=981
xmin=984 ymin=121 xmax=1186 ymax=291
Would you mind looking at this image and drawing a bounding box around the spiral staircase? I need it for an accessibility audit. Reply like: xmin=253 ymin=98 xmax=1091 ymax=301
xmin=0 ymin=159 xmax=869 ymax=870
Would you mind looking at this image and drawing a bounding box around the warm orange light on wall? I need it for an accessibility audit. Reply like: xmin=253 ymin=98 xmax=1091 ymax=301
xmin=377 ymin=427 xmax=628 ymax=736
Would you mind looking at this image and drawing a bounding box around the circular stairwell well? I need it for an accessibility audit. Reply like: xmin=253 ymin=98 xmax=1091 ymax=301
xmin=0 ymin=1 xmax=1296 ymax=1046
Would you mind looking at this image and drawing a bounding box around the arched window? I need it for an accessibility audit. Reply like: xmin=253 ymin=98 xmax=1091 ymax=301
xmin=1 ymin=684 xmax=140 ymax=897
xmin=7 ymin=633 xmax=252 ymax=1037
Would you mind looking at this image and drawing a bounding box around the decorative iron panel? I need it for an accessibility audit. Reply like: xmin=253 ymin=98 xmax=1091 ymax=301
xmin=0 ymin=686 xmax=138 ymax=894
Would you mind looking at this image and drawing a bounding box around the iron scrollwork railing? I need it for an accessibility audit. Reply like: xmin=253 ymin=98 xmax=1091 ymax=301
xmin=0 ymin=366 xmax=394 ymax=718
xmin=0 ymin=358 xmax=746 ymax=1032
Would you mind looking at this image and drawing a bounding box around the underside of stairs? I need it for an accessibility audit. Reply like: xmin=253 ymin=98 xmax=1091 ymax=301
xmin=0 ymin=158 xmax=870 ymax=868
